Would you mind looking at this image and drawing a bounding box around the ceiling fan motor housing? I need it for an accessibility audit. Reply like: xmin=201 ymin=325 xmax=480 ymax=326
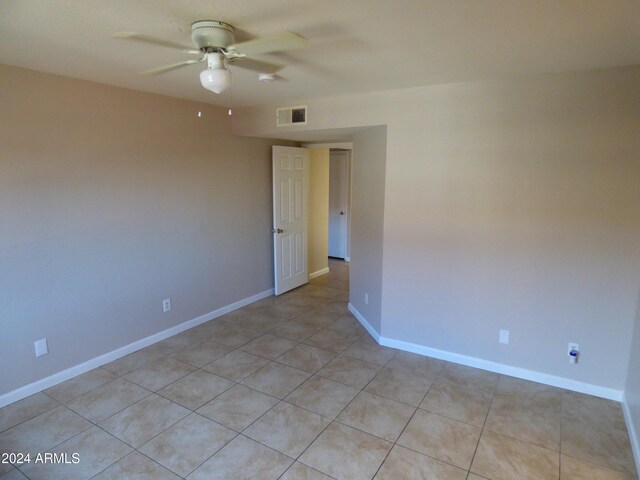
xmin=191 ymin=20 xmax=235 ymax=50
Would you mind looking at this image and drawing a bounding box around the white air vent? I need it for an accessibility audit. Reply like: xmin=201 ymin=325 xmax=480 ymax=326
xmin=276 ymin=105 xmax=307 ymax=127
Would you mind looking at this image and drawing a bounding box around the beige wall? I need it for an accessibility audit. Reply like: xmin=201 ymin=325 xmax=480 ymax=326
xmin=626 ymin=292 xmax=640 ymax=461
xmin=0 ymin=65 xmax=288 ymax=396
xmin=308 ymin=148 xmax=329 ymax=275
xmin=350 ymin=128 xmax=387 ymax=331
xmin=234 ymin=66 xmax=640 ymax=392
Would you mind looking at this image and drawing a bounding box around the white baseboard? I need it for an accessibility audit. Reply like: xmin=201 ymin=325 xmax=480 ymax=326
xmin=344 ymin=256 xmax=350 ymax=263
xmin=309 ymin=267 xmax=330 ymax=279
xmin=622 ymin=394 xmax=640 ymax=474
xmin=348 ymin=304 xmax=623 ymax=402
xmin=0 ymin=288 xmax=274 ymax=408
xmin=348 ymin=303 xmax=380 ymax=343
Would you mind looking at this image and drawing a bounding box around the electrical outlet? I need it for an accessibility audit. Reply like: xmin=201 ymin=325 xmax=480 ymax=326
xmin=163 ymin=298 xmax=171 ymax=313
xmin=34 ymin=338 xmax=48 ymax=357
xmin=364 ymin=293 xmax=369 ymax=305
xmin=499 ymin=329 xmax=510 ymax=344
xmin=568 ymin=342 xmax=579 ymax=356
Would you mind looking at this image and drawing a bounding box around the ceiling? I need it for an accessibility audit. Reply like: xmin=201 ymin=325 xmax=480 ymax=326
xmin=1 ymin=0 xmax=639 ymax=108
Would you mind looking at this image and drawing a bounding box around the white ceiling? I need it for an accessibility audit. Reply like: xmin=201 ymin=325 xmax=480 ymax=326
xmin=1 ymin=0 xmax=639 ymax=108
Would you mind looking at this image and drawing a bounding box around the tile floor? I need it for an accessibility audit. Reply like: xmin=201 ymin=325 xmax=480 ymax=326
xmin=0 ymin=259 xmax=637 ymax=479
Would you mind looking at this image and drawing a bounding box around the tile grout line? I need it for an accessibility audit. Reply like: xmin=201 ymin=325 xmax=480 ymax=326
xmin=464 ymin=369 xmax=501 ymax=478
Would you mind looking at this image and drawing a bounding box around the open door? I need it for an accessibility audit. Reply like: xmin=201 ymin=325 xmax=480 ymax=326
xmin=272 ymin=146 xmax=310 ymax=295
xmin=328 ymin=150 xmax=350 ymax=259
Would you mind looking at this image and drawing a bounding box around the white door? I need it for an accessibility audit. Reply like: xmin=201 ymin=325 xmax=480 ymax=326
xmin=328 ymin=151 xmax=349 ymax=258
xmin=272 ymin=146 xmax=310 ymax=295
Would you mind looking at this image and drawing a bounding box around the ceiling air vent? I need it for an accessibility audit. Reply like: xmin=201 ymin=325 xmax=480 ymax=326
xmin=276 ymin=105 xmax=307 ymax=127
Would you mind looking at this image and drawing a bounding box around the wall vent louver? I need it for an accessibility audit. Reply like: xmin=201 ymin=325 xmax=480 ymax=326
xmin=276 ymin=105 xmax=307 ymax=127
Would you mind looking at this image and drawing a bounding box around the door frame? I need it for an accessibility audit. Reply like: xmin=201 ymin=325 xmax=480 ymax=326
xmin=304 ymin=142 xmax=353 ymax=262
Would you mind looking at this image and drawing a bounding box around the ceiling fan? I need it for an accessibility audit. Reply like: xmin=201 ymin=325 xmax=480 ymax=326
xmin=113 ymin=20 xmax=307 ymax=94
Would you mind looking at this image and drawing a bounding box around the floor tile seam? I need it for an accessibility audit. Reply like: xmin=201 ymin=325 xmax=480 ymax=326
xmin=84 ymin=448 xmax=187 ymax=480
xmin=6 ymin=412 xmax=96 ymax=475
xmin=79 ymin=424 xmax=137 ymax=474
xmin=360 ymin=387 xmax=422 ymax=409
xmin=237 ymin=399 xmax=289 ymax=436
xmin=235 ymin=431 xmax=298 ymax=464
xmin=15 ymin=422 xmax=134 ymax=479
xmin=466 ymin=377 xmax=505 ymax=476
xmin=97 ymin=397 xmax=191 ymax=451
xmin=338 ymin=352 xmax=393 ymax=369
xmin=137 ymin=422 xmax=241 ymax=479
xmin=390 ymin=407 xmax=475 ymax=474
xmin=271 ymin=357 xmax=331 ymax=376
xmin=268 ymin=330 xmax=318 ymax=343
xmin=326 ymin=388 xmax=367 ymax=431
xmin=275 ymin=462 xmax=339 ymax=480
xmin=428 ymin=375 xmax=499 ymax=399
xmin=393 ymin=434 xmax=475 ymax=473
xmin=566 ymin=450 xmax=639 ymax=478
xmin=136 ymin=449 xmax=190 ymax=479
xmin=122 ymin=367 xmax=196 ymax=394
xmin=85 ymin=388 xmax=168 ymax=429
xmin=413 ymin=405 xmax=487 ymax=429
xmin=221 ymin=381 xmax=284 ymax=407
xmin=153 ymin=374 xmax=236 ymax=413
xmin=282 ymin=419 xmax=336 ymax=474
xmin=102 ymin=350 xmax=176 ymax=376
xmin=350 ymin=362 xmax=412 ymax=404
xmin=331 ymin=413 xmax=414 ymax=444
xmin=199 ymin=362 xmax=266 ymax=384
xmin=169 ymin=338 xmax=233 ymax=357
xmin=165 ymin=348 xmax=232 ymax=368
xmin=117 ymin=355 xmax=193 ymax=381
xmin=0 ymin=393 xmax=61 ymax=434
xmin=238 ymin=344 xmax=300 ymax=362
xmin=277 ymin=398 xmax=335 ymax=423
xmin=336 ymin=353 xmax=386 ymax=370
xmin=479 ymin=423 xmax=564 ymax=458
xmin=240 ymin=400 xmax=334 ymax=460
xmin=238 ymin=362 xmax=312 ymax=390
xmin=558 ymin=449 xmax=638 ymax=478
xmin=480 ymin=423 xmax=561 ymax=452
xmin=329 ymin=355 xmax=413 ymax=438
xmin=44 ymin=371 xmax=118 ymax=405
xmin=409 ymin=365 xmax=439 ymax=415
xmin=313 ymin=370 xmax=375 ymax=390
xmin=560 ymin=414 xmax=632 ymax=436
xmin=369 ymin=437 xmax=395 ymax=479
xmin=299 ymin=339 xmax=358 ymax=356
xmin=466 ymin=473 xmax=489 ymax=480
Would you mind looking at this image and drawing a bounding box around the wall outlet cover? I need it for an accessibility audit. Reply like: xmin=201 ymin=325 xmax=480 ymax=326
xmin=34 ymin=338 xmax=48 ymax=357
xmin=163 ymin=298 xmax=171 ymax=313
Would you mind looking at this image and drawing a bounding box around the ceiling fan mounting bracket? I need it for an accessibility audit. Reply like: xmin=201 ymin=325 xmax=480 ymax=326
xmin=191 ymin=20 xmax=235 ymax=50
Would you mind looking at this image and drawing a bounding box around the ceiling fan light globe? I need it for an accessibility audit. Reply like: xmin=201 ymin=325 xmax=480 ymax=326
xmin=200 ymin=68 xmax=230 ymax=94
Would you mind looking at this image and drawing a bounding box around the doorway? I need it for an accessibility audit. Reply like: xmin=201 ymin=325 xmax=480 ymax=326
xmin=328 ymin=149 xmax=351 ymax=260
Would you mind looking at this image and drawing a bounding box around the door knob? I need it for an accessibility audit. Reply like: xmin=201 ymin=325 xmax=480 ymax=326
xmin=272 ymin=228 xmax=284 ymax=233
xmin=339 ymin=211 xmax=344 ymax=215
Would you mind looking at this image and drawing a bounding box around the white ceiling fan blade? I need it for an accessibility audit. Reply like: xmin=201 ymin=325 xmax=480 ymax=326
xmin=228 ymin=32 xmax=307 ymax=57
xmin=112 ymin=32 xmax=201 ymax=54
xmin=228 ymin=57 xmax=282 ymax=74
xmin=141 ymin=58 xmax=205 ymax=76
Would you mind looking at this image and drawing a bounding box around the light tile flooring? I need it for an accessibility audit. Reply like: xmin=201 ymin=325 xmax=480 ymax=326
xmin=0 ymin=259 xmax=637 ymax=479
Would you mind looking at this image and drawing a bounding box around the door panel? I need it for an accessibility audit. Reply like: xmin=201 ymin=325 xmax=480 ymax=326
xmin=273 ymin=146 xmax=310 ymax=295
xmin=328 ymin=151 xmax=349 ymax=258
